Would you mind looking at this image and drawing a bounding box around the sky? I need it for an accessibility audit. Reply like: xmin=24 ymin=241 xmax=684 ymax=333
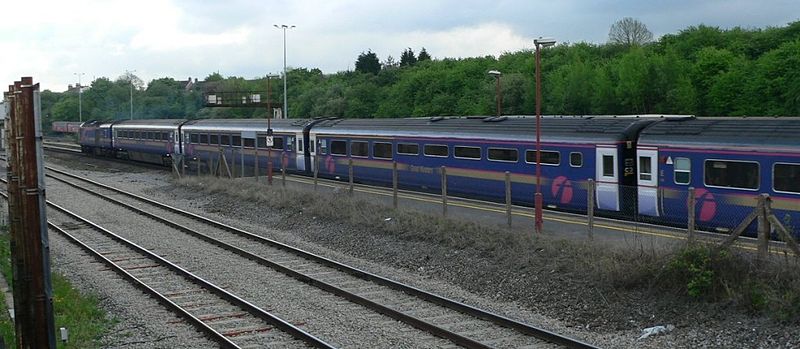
xmin=1 ymin=0 xmax=797 ymax=92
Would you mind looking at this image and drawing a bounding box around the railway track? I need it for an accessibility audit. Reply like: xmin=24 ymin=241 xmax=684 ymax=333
xmin=39 ymin=164 xmax=597 ymax=349
xmin=0 ymin=181 xmax=331 ymax=349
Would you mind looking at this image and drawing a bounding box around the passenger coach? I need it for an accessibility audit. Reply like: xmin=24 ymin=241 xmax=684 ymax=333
xmin=310 ymin=116 xmax=660 ymax=214
xmin=636 ymin=117 xmax=800 ymax=237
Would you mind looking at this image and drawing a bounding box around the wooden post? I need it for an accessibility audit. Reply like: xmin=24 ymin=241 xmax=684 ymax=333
xmin=392 ymin=161 xmax=398 ymax=209
xmin=505 ymin=171 xmax=512 ymax=228
xmin=171 ymin=156 xmax=182 ymax=179
xmin=441 ymin=166 xmax=448 ymax=217
xmin=281 ymin=152 xmax=286 ymax=187
xmin=587 ymin=179 xmax=595 ymax=240
xmin=348 ymin=158 xmax=354 ymax=195
xmin=254 ymin=147 xmax=259 ymax=181
xmin=267 ymin=148 xmax=273 ymax=185
xmin=757 ymin=194 xmax=770 ymax=259
xmin=687 ymin=187 xmax=696 ymax=244
xmin=313 ymin=155 xmax=319 ymax=191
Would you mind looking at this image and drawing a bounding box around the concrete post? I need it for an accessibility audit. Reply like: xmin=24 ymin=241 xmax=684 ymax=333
xmin=687 ymin=187 xmax=696 ymax=244
xmin=392 ymin=161 xmax=398 ymax=209
xmin=348 ymin=158 xmax=354 ymax=195
xmin=587 ymin=179 xmax=595 ymax=240
xmin=441 ymin=166 xmax=447 ymax=217
xmin=505 ymin=171 xmax=512 ymax=228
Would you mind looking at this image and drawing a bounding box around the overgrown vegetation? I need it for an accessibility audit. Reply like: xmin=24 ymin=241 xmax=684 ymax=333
xmin=177 ymin=176 xmax=800 ymax=323
xmin=41 ymin=20 xmax=800 ymax=129
xmin=0 ymin=228 xmax=110 ymax=348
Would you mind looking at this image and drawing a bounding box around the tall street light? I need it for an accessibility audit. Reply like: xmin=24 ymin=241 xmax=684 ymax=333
xmin=125 ymin=69 xmax=136 ymax=120
xmin=265 ymin=74 xmax=280 ymax=185
xmin=534 ymin=37 xmax=556 ymax=234
xmin=274 ymin=24 xmax=295 ymax=119
xmin=73 ymin=72 xmax=85 ymax=122
xmin=487 ymin=70 xmax=502 ymax=117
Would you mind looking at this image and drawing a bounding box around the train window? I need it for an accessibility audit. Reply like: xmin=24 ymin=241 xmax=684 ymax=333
xmin=454 ymin=146 xmax=481 ymax=160
xmin=298 ymin=139 xmax=304 ymax=152
xmin=773 ymin=163 xmax=800 ymax=194
xmin=273 ymin=137 xmax=284 ymax=149
xmin=319 ymin=140 xmax=328 ymax=155
xmin=133 ymin=131 xmax=140 ymax=139
xmin=190 ymin=134 xmax=198 ymax=144
xmin=397 ymin=143 xmax=419 ymax=155
xmin=232 ymin=136 xmax=241 ymax=147
xmin=244 ymin=138 xmax=255 ymax=148
xmin=286 ymin=137 xmax=294 ymax=151
xmin=570 ymin=152 xmax=583 ymax=167
xmin=488 ymin=148 xmax=517 ymax=162
xmin=639 ymin=156 xmax=652 ymax=181
xmin=602 ymin=155 xmax=614 ymax=177
xmin=199 ymin=134 xmax=208 ymax=144
xmin=149 ymin=132 xmax=156 ymax=140
xmin=674 ymin=158 xmax=691 ymax=185
xmin=424 ymin=144 xmax=449 ymax=157
xmin=351 ymin=141 xmax=368 ymax=157
xmin=162 ymin=132 xmax=169 ymax=141
xmin=525 ymin=150 xmax=560 ymax=165
xmin=373 ymin=142 xmax=393 ymax=159
xmin=220 ymin=134 xmax=229 ymax=145
xmin=331 ymin=140 xmax=347 ymax=155
xmin=210 ymin=134 xmax=220 ymax=145
xmin=257 ymin=136 xmax=266 ymax=148
xmin=704 ymin=160 xmax=759 ymax=190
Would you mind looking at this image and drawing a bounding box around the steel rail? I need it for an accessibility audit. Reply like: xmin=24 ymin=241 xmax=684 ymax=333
xmin=0 ymin=180 xmax=335 ymax=349
xmin=46 ymin=166 xmax=598 ymax=349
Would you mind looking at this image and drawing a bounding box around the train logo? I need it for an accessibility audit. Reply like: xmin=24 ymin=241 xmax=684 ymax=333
xmin=325 ymin=155 xmax=336 ymax=173
xmin=551 ymin=176 xmax=574 ymax=204
xmin=695 ymin=188 xmax=717 ymax=222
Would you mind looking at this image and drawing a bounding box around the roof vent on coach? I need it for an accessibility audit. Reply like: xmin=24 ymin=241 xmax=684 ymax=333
xmin=482 ymin=116 xmax=508 ymax=122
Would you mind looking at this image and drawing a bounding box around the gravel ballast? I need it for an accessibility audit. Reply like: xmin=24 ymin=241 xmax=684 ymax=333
xmin=41 ymin=152 xmax=800 ymax=348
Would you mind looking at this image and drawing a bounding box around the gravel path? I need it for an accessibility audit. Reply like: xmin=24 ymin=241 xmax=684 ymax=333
xmin=41 ymin=152 xmax=800 ymax=348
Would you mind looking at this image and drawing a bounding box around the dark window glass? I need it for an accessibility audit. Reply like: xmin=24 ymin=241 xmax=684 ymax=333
xmin=257 ymin=136 xmax=266 ymax=148
xmin=244 ymin=138 xmax=255 ymax=148
xmin=132 ymin=131 xmax=140 ymax=139
xmin=373 ymin=142 xmax=393 ymax=159
xmin=190 ymin=134 xmax=198 ymax=143
xmin=351 ymin=141 xmax=368 ymax=157
xmin=454 ymin=146 xmax=481 ymax=159
xmin=220 ymin=134 xmax=229 ymax=145
xmin=272 ymin=137 xmax=284 ymax=149
xmin=488 ymin=148 xmax=518 ymax=162
xmin=570 ymin=152 xmax=583 ymax=167
xmin=163 ymin=132 xmax=169 ymax=141
xmin=525 ymin=150 xmax=561 ymax=165
xmin=397 ymin=143 xmax=419 ymax=155
xmin=602 ymin=155 xmax=614 ymax=177
xmin=639 ymin=156 xmax=652 ymax=181
xmin=149 ymin=132 xmax=155 ymax=140
xmin=199 ymin=134 xmax=208 ymax=144
xmin=210 ymin=134 xmax=219 ymax=145
xmin=704 ymin=160 xmax=759 ymax=189
xmin=232 ymin=136 xmax=241 ymax=146
xmin=424 ymin=144 xmax=448 ymax=157
xmin=774 ymin=163 xmax=800 ymax=193
xmin=674 ymin=158 xmax=691 ymax=185
xmin=331 ymin=140 xmax=347 ymax=155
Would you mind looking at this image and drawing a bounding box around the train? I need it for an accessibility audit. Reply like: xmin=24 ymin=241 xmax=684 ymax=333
xmin=78 ymin=116 xmax=800 ymax=239
xmin=52 ymin=121 xmax=82 ymax=134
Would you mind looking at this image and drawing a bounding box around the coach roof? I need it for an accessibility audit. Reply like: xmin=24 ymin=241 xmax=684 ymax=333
xmin=638 ymin=116 xmax=800 ymax=152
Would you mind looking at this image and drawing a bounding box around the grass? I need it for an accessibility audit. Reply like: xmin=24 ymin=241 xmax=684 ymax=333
xmin=0 ymin=227 xmax=110 ymax=348
xmin=177 ymin=175 xmax=800 ymax=324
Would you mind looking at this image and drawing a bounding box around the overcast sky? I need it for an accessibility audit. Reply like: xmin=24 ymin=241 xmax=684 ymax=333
xmin=1 ymin=0 xmax=797 ymax=92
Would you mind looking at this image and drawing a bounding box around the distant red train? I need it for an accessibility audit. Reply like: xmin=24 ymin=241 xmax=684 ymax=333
xmin=52 ymin=121 xmax=82 ymax=133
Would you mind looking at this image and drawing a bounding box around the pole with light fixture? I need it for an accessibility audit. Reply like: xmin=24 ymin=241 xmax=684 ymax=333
xmin=487 ymin=70 xmax=502 ymax=117
xmin=125 ymin=69 xmax=136 ymax=120
xmin=266 ymin=74 xmax=279 ymax=185
xmin=534 ymin=37 xmax=555 ymax=234
xmin=74 ymin=72 xmax=85 ymax=122
xmin=274 ymin=24 xmax=295 ymax=119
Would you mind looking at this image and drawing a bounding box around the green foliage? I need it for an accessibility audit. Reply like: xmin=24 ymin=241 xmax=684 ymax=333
xmin=355 ymin=50 xmax=381 ymax=75
xmin=37 ymin=21 xmax=800 ymax=126
xmin=668 ymin=246 xmax=717 ymax=298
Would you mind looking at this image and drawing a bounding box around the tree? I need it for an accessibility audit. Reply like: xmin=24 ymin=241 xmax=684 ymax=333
xmin=609 ymin=17 xmax=653 ymax=46
xmin=418 ymin=48 xmax=431 ymax=62
xmin=355 ymin=50 xmax=381 ymax=74
xmin=400 ymin=48 xmax=417 ymax=67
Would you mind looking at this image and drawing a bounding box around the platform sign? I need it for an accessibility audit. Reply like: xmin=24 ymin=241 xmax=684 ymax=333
xmin=266 ymin=136 xmax=274 ymax=147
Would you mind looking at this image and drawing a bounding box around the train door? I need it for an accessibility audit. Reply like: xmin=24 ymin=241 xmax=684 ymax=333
xmin=308 ymin=133 xmax=317 ymax=173
xmin=295 ymin=132 xmax=305 ymax=171
xmin=595 ymin=146 xmax=620 ymax=211
xmin=636 ymin=148 xmax=659 ymax=217
xmin=637 ymin=148 xmax=659 ymax=216
xmin=173 ymin=130 xmax=181 ymax=154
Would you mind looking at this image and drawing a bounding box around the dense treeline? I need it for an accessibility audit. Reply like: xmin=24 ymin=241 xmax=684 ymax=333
xmin=42 ymin=21 xmax=800 ymax=128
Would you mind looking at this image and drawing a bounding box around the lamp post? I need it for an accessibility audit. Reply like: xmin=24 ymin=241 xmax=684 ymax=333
xmin=534 ymin=37 xmax=556 ymax=234
xmin=125 ymin=69 xmax=136 ymax=120
xmin=274 ymin=24 xmax=295 ymax=119
xmin=73 ymin=72 xmax=85 ymax=122
xmin=266 ymin=74 xmax=279 ymax=185
xmin=487 ymin=70 xmax=502 ymax=117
